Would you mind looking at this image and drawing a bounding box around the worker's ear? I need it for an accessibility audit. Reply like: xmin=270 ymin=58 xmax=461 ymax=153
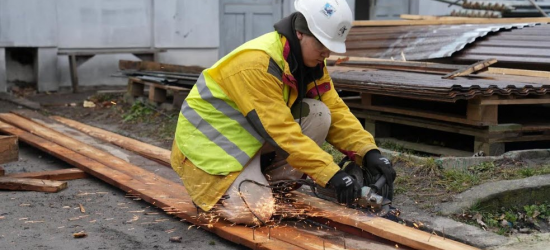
xmin=296 ymin=31 xmax=304 ymax=40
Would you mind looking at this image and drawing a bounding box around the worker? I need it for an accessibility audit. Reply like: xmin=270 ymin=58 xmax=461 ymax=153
xmin=171 ymin=0 xmax=396 ymax=225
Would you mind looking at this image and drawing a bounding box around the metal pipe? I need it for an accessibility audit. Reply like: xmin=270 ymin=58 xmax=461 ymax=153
xmin=527 ymin=0 xmax=550 ymax=17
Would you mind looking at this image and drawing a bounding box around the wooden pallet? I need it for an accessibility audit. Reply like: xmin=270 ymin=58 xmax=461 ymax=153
xmin=348 ymin=93 xmax=550 ymax=127
xmin=127 ymin=77 xmax=190 ymax=109
xmin=350 ymin=107 xmax=550 ymax=156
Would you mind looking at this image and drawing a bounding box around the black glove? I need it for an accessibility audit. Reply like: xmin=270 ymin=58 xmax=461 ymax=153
xmin=363 ymin=150 xmax=396 ymax=186
xmin=329 ymin=171 xmax=361 ymax=207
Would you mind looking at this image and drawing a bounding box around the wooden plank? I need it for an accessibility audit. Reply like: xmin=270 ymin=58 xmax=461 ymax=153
xmin=37 ymin=114 xmax=480 ymax=250
xmin=351 ymin=109 xmax=489 ymax=137
xmin=50 ymin=116 xmax=171 ymax=167
xmin=128 ymin=78 xmax=145 ymax=97
xmin=0 ymin=119 xmax=367 ymax=250
xmin=466 ymin=102 xmax=498 ymax=125
xmin=148 ymin=84 xmax=167 ymax=103
xmin=119 ymin=60 xmax=204 ymax=74
xmin=378 ymin=138 xmax=472 ymax=157
xmin=486 ymin=67 xmax=550 ymax=78
xmin=335 ymin=60 xmax=462 ymax=74
xmin=479 ymin=96 xmax=550 ymax=105
xmin=6 ymin=168 xmax=88 ymax=181
xmin=353 ymin=17 xmax=550 ymax=26
xmin=69 ymin=55 xmax=79 ymax=93
xmin=0 ymin=177 xmax=67 ymax=193
xmin=58 ymin=48 xmax=165 ymax=56
xmin=400 ymin=14 xmax=479 ymax=20
xmin=442 ymin=59 xmax=498 ymax=79
xmin=347 ymin=101 xmax=492 ymax=126
xmin=291 ymin=192 xmax=479 ymax=250
xmin=0 ymin=135 xmax=18 ymax=164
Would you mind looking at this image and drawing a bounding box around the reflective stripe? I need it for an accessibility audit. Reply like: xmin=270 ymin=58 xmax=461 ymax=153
xmin=180 ymin=100 xmax=251 ymax=167
xmin=194 ymin=74 xmax=264 ymax=143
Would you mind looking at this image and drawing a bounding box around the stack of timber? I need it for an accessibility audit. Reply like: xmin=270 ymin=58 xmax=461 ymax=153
xmin=0 ymin=135 xmax=75 ymax=193
xmin=118 ymin=60 xmax=201 ymax=109
xmin=0 ymin=110 xmax=479 ymax=250
xmin=329 ymin=57 xmax=550 ymax=156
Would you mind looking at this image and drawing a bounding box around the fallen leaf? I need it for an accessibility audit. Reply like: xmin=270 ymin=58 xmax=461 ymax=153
xmin=79 ymin=204 xmax=86 ymax=213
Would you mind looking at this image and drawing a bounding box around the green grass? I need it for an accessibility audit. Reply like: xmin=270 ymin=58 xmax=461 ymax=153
xmin=122 ymin=101 xmax=155 ymax=122
xmin=459 ymin=202 xmax=550 ymax=235
xmin=321 ymin=142 xmax=345 ymax=164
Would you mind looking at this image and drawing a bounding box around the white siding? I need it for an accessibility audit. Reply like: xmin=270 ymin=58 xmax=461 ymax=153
xmin=0 ymin=0 xmax=57 ymax=47
xmin=155 ymin=0 xmax=219 ymax=48
xmin=56 ymin=0 xmax=151 ymax=48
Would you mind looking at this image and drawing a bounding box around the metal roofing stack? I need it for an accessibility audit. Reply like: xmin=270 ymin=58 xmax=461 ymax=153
xmin=329 ymin=67 xmax=550 ymax=102
xmin=344 ymin=22 xmax=544 ymax=61
xmin=453 ymin=24 xmax=550 ymax=64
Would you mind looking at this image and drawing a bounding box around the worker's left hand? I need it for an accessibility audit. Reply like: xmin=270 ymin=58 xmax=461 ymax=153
xmin=363 ymin=150 xmax=396 ymax=186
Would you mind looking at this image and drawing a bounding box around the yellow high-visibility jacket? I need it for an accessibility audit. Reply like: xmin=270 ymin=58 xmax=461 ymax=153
xmin=171 ymin=31 xmax=378 ymax=211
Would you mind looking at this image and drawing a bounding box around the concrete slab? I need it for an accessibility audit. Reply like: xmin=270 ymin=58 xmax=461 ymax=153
xmin=438 ymin=174 xmax=550 ymax=216
xmin=397 ymin=202 xmax=507 ymax=249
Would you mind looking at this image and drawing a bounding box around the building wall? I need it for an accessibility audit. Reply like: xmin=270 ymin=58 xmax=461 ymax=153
xmin=417 ymin=0 xmax=462 ymax=16
xmin=0 ymin=0 xmax=219 ymax=91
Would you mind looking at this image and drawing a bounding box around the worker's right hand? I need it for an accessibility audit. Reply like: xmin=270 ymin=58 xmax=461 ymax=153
xmin=329 ymin=171 xmax=361 ymax=207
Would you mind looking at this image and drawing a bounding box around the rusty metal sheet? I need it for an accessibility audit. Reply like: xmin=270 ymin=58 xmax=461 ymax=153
xmin=330 ymin=68 xmax=550 ymax=102
xmin=344 ymin=23 xmax=546 ymax=61
xmin=453 ymin=24 xmax=550 ymax=65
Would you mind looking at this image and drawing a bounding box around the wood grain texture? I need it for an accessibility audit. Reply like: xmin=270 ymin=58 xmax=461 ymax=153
xmin=0 ymin=135 xmax=18 ymax=164
xmin=0 ymin=177 xmax=67 ymax=193
xmin=7 ymin=168 xmax=88 ymax=181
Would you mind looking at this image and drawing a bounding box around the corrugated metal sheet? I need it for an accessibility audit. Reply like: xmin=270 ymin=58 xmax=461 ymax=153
xmin=329 ymin=68 xmax=550 ymax=102
xmin=344 ymin=23 xmax=545 ymax=61
xmin=453 ymin=24 xmax=550 ymax=64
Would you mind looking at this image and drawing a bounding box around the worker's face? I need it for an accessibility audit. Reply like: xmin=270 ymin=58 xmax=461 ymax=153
xmin=297 ymin=32 xmax=331 ymax=67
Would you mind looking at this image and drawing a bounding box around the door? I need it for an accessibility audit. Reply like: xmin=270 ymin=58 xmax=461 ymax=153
xmin=220 ymin=0 xmax=283 ymax=57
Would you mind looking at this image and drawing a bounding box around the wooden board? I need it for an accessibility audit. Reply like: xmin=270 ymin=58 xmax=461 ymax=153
xmin=30 ymin=114 xmax=481 ymax=250
xmin=0 ymin=120 xmax=330 ymax=250
xmin=399 ymin=14 xmax=482 ymax=20
xmin=353 ymin=17 xmax=550 ymax=26
xmin=0 ymin=113 xmax=401 ymax=250
xmin=291 ymin=192 xmax=478 ymax=250
xmin=486 ymin=67 xmax=550 ymax=78
xmin=0 ymin=135 xmax=18 ymax=164
xmin=6 ymin=168 xmax=88 ymax=181
xmin=0 ymin=177 xmax=67 ymax=193
xmin=50 ymin=116 xmax=171 ymax=167
xmin=119 ymin=60 xmax=204 ymax=74
xmin=442 ymin=59 xmax=498 ymax=79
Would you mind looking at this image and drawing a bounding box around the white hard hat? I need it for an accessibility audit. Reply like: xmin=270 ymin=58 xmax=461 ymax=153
xmin=294 ymin=0 xmax=353 ymax=53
